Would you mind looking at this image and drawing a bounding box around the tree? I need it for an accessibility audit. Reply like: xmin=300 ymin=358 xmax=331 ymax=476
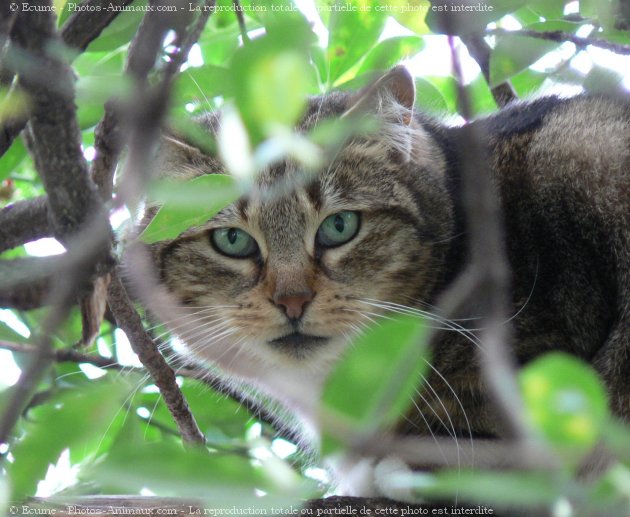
xmin=1 ymin=0 xmax=630 ymax=515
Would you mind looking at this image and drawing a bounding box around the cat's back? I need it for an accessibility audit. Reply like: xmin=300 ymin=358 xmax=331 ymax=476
xmin=483 ymin=94 xmax=630 ymax=221
xmin=475 ymin=94 xmax=630 ymax=364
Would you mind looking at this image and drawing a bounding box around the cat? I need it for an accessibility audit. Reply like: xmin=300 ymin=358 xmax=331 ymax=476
xmin=144 ymin=65 xmax=630 ymax=496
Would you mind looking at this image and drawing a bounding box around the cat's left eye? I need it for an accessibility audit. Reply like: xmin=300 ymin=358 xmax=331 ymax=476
xmin=211 ymin=228 xmax=259 ymax=258
xmin=316 ymin=211 xmax=360 ymax=248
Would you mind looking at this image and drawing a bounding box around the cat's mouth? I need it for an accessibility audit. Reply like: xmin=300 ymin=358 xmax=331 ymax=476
xmin=268 ymin=332 xmax=329 ymax=351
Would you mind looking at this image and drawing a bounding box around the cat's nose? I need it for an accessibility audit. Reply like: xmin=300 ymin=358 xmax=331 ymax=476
xmin=273 ymin=290 xmax=314 ymax=321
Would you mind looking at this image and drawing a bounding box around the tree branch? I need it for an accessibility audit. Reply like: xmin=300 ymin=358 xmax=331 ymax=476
xmin=440 ymin=35 xmax=531 ymax=443
xmin=487 ymin=28 xmax=630 ymax=56
xmin=460 ymin=33 xmax=517 ymax=107
xmin=61 ymin=0 xmax=136 ymax=52
xmin=0 ymin=0 xmax=112 ymax=451
xmin=232 ymin=0 xmax=249 ymax=43
xmin=0 ymin=0 xmax=136 ymax=158
xmin=0 ymin=340 xmax=123 ymax=369
xmin=107 ymin=271 xmax=206 ymax=447
xmin=0 ymin=196 xmax=50 ymax=253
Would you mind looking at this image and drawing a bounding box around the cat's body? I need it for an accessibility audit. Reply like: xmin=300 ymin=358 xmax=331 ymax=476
xmin=147 ymin=67 xmax=630 ymax=490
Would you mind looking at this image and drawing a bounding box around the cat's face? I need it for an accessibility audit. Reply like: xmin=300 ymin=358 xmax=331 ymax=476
xmin=151 ymin=68 xmax=453 ymax=379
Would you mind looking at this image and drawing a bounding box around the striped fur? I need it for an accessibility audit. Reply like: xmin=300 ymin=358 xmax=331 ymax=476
xmin=147 ymin=68 xmax=630 ymax=457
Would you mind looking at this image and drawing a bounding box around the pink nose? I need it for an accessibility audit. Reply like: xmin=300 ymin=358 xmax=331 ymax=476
xmin=273 ymin=291 xmax=314 ymax=320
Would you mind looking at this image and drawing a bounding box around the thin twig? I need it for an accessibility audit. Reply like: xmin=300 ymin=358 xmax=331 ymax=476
xmin=487 ymin=28 xmax=630 ymax=56
xmin=0 ymin=340 xmax=122 ymax=369
xmin=232 ymin=0 xmax=249 ymax=43
xmin=442 ymin=34 xmax=531 ymax=442
xmin=107 ymin=271 xmax=206 ymax=447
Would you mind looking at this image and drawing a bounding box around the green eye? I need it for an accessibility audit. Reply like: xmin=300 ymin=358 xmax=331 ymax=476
xmin=211 ymin=228 xmax=258 ymax=258
xmin=317 ymin=211 xmax=360 ymax=248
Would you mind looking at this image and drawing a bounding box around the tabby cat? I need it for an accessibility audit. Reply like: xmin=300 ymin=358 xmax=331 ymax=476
xmin=146 ymin=66 xmax=630 ymax=495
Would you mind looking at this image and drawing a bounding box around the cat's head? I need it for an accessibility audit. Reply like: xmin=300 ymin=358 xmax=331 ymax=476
xmin=148 ymin=67 xmax=454 ymax=379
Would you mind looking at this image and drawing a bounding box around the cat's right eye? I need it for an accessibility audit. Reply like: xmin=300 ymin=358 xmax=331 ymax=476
xmin=211 ymin=228 xmax=259 ymax=258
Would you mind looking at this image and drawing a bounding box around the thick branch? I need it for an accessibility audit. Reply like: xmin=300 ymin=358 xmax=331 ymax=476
xmin=0 ymin=196 xmax=50 ymax=253
xmin=0 ymin=0 xmax=135 ymax=158
xmin=107 ymin=271 xmax=206 ymax=447
xmin=0 ymin=256 xmax=64 ymax=289
xmin=0 ymin=0 xmax=112 ymax=450
xmin=11 ymin=4 xmax=108 ymax=241
xmin=61 ymin=0 xmax=135 ymax=52
xmin=488 ymin=28 xmax=630 ymax=56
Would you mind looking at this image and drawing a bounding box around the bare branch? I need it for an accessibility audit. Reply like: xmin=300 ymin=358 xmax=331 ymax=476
xmin=0 ymin=0 xmax=112 ymax=450
xmin=487 ymin=28 xmax=630 ymax=56
xmin=11 ymin=9 xmax=108 ymax=241
xmin=0 ymin=0 xmax=136 ymax=158
xmin=61 ymin=0 xmax=136 ymax=52
xmin=107 ymin=271 xmax=206 ymax=447
xmin=232 ymin=0 xmax=249 ymax=43
xmin=437 ymin=35 xmax=532 ymax=445
xmin=0 ymin=277 xmax=52 ymax=310
xmin=0 ymin=196 xmax=50 ymax=253
xmin=0 ymin=340 xmax=123 ymax=369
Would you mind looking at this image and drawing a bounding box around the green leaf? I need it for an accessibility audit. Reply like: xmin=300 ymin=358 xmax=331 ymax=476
xmin=357 ymin=36 xmax=425 ymax=75
xmin=6 ymin=378 xmax=129 ymax=501
xmin=526 ymin=0 xmax=567 ymax=20
xmin=240 ymin=51 xmax=311 ymax=130
xmin=583 ymin=64 xmax=625 ymax=95
xmin=0 ymin=138 xmax=27 ymax=182
xmin=377 ymin=0 xmax=431 ymax=34
xmin=310 ymin=45 xmax=329 ymax=90
xmin=467 ymin=73 xmax=498 ymax=117
xmin=512 ymin=5 xmax=548 ymax=26
xmin=415 ymin=77 xmax=448 ymax=114
xmin=140 ymin=174 xmax=241 ymax=243
xmin=0 ymin=322 xmax=27 ymax=343
xmin=92 ymin=439 xmax=262 ymax=499
xmin=520 ymin=352 xmax=609 ymax=454
xmin=580 ymin=0 xmax=617 ymax=30
xmin=85 ymin=1 xmax=147 ymax=52
xmin=230 ymin=14 xmax=315 ymax=142
xmin=327 ymin=5 xmax=387 ymax=84
xmin=137 ymin=379 xmax=255 ymax=444
xmin=418 ymin=76 xmax=458 ymax=113
xmin=321 ymin=316 xmax=427 ymax=454
xmin=490 ymin=37 xmax=558 ymax=87
xmin=73 ymin=49 xmax=125 ymax=76
xmin=427 ymin=0 xmax=527 ymax=35
xmin=198 ymin=23 xmax=243 ymax=67
xmin=174 ymin=65 xmax=232 ymax=105
xmin=0 ymin=88 xmax=30 ymax=125
xmin=490 ymin=20 xmax=584 ymax=86
xmin=410 ymin=469 xmax=561 ymax=506
xmin=601 ymin=420 xmax=630 ymax=462
xmin=509 ymin=68 xmax=548 ymax=97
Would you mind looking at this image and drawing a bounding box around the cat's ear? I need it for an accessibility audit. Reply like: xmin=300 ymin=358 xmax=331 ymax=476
xmin=155 ymin=134 xmax=221 ymax=181
xmin=343 ymin=65 xmax=416 ymax=125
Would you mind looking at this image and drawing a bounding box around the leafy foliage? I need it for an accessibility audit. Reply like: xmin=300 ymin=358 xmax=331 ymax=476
xmin=1 ymin=0 xmax=630 ymax=514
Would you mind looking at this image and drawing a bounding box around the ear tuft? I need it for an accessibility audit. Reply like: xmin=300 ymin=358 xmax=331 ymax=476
xmin=155 ymin=134 xmax=221 ymax=181
xmin=382 ymin=65 xmax=416 ymax=112
xmin=344 ymin=66 xmax=416 ymax=125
